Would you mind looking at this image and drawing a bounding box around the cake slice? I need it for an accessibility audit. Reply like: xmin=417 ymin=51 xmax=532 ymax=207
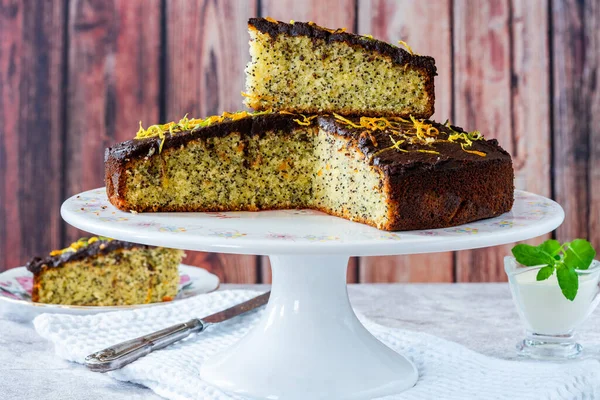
xmin=244 ymin=17 xmax=436 ymax=118
xmin=315 ymin=115 xmax=514 ymax=230
xmin=26 ymin=237 xmax=184 ymax=306
xmin=105 ymin=111 xmax=514 ymax=231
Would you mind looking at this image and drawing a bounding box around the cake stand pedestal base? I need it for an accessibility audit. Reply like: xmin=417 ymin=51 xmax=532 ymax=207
xmin=200 ymin=255 xmax=418 ymax=399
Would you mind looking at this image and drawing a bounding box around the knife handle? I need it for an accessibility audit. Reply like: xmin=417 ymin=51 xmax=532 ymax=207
xmin=85 ymin=318 xmax=208 ymax=372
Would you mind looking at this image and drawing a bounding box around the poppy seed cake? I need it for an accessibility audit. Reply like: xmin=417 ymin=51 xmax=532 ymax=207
xmin=26 ymin=237 xmax=184 ymax=306
xmin=244 ymin=18 xmax=436 ymax=118
xmin=105 ymin=112 xmax=514 ymax=231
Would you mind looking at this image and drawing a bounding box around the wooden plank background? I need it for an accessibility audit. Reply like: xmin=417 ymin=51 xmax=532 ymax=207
xmin=1 ymin=0 xmax=598 ymax=284
xmin=357 ymin=0 xmax=455 ymax=283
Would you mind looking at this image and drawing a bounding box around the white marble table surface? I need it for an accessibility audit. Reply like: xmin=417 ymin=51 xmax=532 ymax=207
xmin=2 ymin=283 xmax=600 ymax=400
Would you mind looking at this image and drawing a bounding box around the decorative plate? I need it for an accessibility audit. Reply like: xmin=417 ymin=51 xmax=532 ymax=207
xmin=0 ymin=264 xmax=219 ymax=321
xmin=60 ymin=188 xmax=564 ymax=256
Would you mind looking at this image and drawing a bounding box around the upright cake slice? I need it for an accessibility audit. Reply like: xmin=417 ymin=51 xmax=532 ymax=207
xmin=105 ymin=112 xmax=514 ymax=231
xmin=244 ymin=18 xmax=436 ymax=118
xmin=26 ymin=237 xmax=184 ymax=306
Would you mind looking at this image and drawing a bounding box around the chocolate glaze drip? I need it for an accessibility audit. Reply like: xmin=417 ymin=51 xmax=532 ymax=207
xmin=26 ymin=239 xmax=153 ymax=274
xmin=248 ymin=17 xmax=437 ymax=77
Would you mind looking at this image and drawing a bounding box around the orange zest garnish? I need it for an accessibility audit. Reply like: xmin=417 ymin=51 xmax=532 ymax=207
xmin=321 ymin=26 xmax=347 ymax=34
xmin=426 ymin=126 xmax=439 ymax=137
xmin=333 ymin=113 xmax=362 ymax=128
xmin=460 ymin=143 xmax=486 ymax=157
xmin=49 ymin=236 xmax=112 ymax=257
xmin=398 ymin=40 xmax=417 ymax=55
xmin=241 ymin=91 xmax=277 ymax=103
xmin=388 ymin=136 xmax=408 ymax=152
xmin=293 ymin=114 xmax=318 ymax=126
xmin=331 ymin=114 xmax=487 ymax=158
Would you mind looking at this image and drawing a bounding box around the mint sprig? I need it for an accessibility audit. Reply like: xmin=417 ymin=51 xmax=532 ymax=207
xmin=511 ymin=239 xmax=596 ymax=301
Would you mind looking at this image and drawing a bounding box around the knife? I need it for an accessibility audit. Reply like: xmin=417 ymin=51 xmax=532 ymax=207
xmin=84 ymin=291 xmax=270 ymax=372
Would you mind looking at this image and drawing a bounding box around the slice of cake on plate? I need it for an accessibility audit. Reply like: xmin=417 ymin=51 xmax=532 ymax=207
xmin=104 ymin=112 xmax=513 ymax=231
xmin=26 ymin=237 xmax=184 ymax=306
xmin=244 ymin=17 xmax=436 ymax=118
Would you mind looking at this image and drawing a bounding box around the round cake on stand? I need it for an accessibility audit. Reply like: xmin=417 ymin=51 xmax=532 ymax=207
xmin=62 ymin=188 xmax=564 ymax=400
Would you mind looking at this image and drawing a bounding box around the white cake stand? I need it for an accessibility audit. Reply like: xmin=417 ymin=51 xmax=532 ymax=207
xmin=61 ymin=189 xmax=564 ymax=400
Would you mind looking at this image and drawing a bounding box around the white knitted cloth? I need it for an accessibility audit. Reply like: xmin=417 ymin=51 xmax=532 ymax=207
xmin=34 ymin=290 xmax=600 ymax=400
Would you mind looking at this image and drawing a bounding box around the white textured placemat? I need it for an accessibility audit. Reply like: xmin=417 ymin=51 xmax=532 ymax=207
xmin=34 ymin=290 xmax=600 ymax=399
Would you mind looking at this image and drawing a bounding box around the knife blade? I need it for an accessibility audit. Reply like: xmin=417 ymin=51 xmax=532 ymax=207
xmin=85 ymin=291 xmax=270 ymax=372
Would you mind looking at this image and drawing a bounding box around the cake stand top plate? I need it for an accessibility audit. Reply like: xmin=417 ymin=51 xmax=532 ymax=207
xmin=61 ymin=188 xmax=564 ymax=256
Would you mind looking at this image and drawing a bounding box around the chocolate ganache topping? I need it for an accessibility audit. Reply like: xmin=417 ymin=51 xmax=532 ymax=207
xmin=26 ymin=237 xmax=153 ymax=274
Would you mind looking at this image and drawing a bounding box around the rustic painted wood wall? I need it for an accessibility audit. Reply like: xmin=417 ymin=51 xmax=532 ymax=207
xmin=1 ymin=0 xmax=598 ymax=284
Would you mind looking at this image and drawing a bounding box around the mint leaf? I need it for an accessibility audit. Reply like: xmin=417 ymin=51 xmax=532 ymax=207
xmin=511 ymin=244 xmax=555 ymax=266
xmin=564 ymin=239 xmax=596 ymax=270
xmin=556 ymin=264 xmax=578 ymax=301
xmin=511 ymin=238 xmax=596 ymax=301
xmin=536 ymin=266 xmax=554 ymax=281
xmin=539 ymin=239 xmax=562 ymax=257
